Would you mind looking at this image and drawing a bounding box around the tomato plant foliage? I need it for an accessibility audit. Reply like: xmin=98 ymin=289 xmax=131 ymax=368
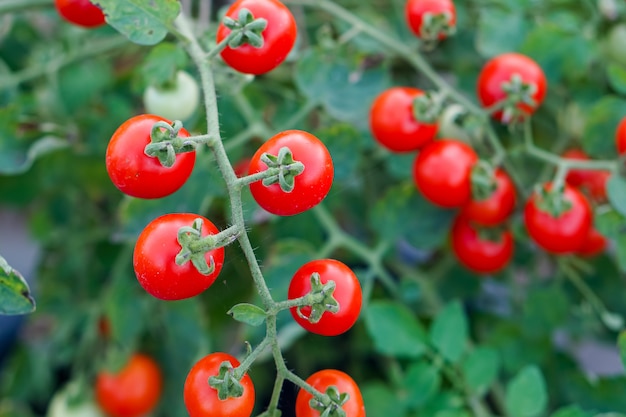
xmin=2 ymin=0 xmax=626 ymax=416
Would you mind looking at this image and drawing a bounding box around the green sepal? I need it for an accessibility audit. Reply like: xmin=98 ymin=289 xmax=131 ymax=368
xmin=222 ymin=8 xmax=268 ymax=49
xmin=0 ymin=255 xmax=35 ymax=315
xmin=175 ymin=218 xmax=216 ymax=275
xmin=309 ymin=385 xmax=350 ymax=417
xmin=260 ymin=147 xmax=305 ymax=192
xmin=534 ymin=183 xmax=572 ymax=218
xmin=145 ymin=120 xmax=196 ymax=168
xmin=296 ymin=273 xmax=339 ymax=324
xmin=208 ymin=361 xmax=245 ymax=400
xmin=470 ymin=160 xmax=497 ymax=201
xmin=498 ymin=73 xmax=538 ymax=123
xmin=420 ymin=11 xmax=456 ymax=41
xmin=412 ymin=92 xmax=443 ymax=124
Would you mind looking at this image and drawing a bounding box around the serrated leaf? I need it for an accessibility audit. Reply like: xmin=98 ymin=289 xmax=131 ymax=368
xmin=607 ymin=175 xmax=626 ymax=217
xmin=404 ymin=361 xmax=441 ymax=408
xmin=582 ymin=96 xmax=626 ymax=158
xmin=0 ymin=255 xmax=35 ymax=315
xmin=364 ymin=301 xmax=427 ymax=358
xmin=95 ymin=0 xmax=181 ymax=45
xmin=429 ymin=301 xmax=468 ymax=363
xmin=228 ymin=303 xmax=266 ymax=327
xmin=550 ymin=405 xmax=593 ymax=417
xmin=462 ymin=347 xmax=500 ymax=395
xmin=505 ymin=365 xmax=548 ymax=417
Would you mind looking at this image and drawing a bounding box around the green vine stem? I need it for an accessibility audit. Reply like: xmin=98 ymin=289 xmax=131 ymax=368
xmin=0 ymin=0 xmax=52 ymax=14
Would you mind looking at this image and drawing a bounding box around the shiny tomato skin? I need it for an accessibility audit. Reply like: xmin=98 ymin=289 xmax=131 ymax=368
xmin=184 ymin=352 xmax=255 ymax=417
xmin=95 ymin=354 xmax=162 ymax=417
xmin=248 ymin=130 xmax=333 ymax=216
xmin=106 ymin=114 xmax=195 ymax=199
xmin=460 ymin=168 xmax=516 ymax=226
xmin=296 ymin=369 xmax=365 ymax=417
xmin=288 ymin=259 xmax=362 ymax=336
xmin=133 ymin=213 xmax=225 ymax=301
xmin=216 ymin=0 xmax=297 ymax=75
xmin=405 ymin=0 xmax=456 ymax=40
xmin=524 ymin=184 xmax=592 ymax=254
xmin=451 ymin=216 xmax=513 ymax=274
xmin=413 ymin=139 xmax=478 ymax=208
xmin=369 ymin=87 xmax=438 ymax=152
xmin=562 ymin=149 xmax=609 ymax=202
xmin=577 ymin=227 xmax=607 ymax=258
xmin=477 ymin=53 xmax=547 ymax=121
xmin=54 ymin=0 xmax=106 ymax=28
xmin=616 ymin=116 xmax=626 ymax=154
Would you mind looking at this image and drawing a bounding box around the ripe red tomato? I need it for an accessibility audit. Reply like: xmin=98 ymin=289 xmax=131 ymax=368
xmin=615 ymin=116 xmax=626 ymax=154
xmin=234 ymin=157 xmax=252 ymax=177
xmin=133 ymin=213 xmax=225 ymax=300
xmin=460 ymin=168 xmax=516 ymax=226
xmin=216 ymin=0 xmax=297 ymax=75
xmin=577 ymin=226 xmax=607 ymax=258
xmin=248 ymin=130 xmax=333 ymax=216
xmin=54 ymin=0 xmax=106 ymax=28
xmin=295 ymin=369 xmax=365 ymax=417
xmin=184 ymin=352 xmax=255 ymax=417
xmin=477 ymin=53 xmax=547 ymax=121
xmin=95 ymin=354 xmax=162 ymax=417
xmin=106 ymin=114 xmax=196 ymax=199
xmin=562 ymin=149 xmax=609 ymax=202
xmin=288 ymin=259 xmax=362 ymax=336
xmin=369 ymin=87 xmax=438 ymax=153
xmin=524 ymin=184 xmax=592 ymax=254
xmin=405 ymin=0 xmax=456 ymax=40
xmin=450 ymin=216 xmax=513 ymax=274
xmin=413 ymin=139 xmax=478 ymax=208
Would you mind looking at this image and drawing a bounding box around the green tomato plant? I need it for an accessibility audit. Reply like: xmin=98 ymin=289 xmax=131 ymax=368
xmin=2 ymin=0 xmax=626 ymax=417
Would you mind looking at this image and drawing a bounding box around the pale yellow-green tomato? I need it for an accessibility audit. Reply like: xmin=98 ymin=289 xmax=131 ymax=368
xmin=143 ymin=70 xmax=200 ymax=121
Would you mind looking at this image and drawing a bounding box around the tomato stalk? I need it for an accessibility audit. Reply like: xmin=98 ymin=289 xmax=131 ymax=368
xmin=206 ymin=8 xmax=268 ymax=59
xmin=145 ymin=120 xmax=213 ymax=167
xmin=175 ymin=221 xmax=240 ymax=275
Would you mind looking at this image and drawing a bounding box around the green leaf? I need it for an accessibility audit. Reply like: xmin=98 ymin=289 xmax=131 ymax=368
xmin=0 ymin=255 xmax=35 ymax=315
xmin=361 ymin=383 xmax=406 ymax=417
xmin=370 ymin=183 xmax=455 ymax=250
xmin=607 ymin=64 xmax=626 ymax=95
xmin=404 ymin=361 xmax=441 ymax=408
xmin=95 ymin=0 xmax=181 ymax=45
xmin=618 ymin=330 xmax=626 ymax=372
xmin=607 ymin=175 xmax=626 ymax=218
xmin=461 ymin=347 xmax=500 ymax=395
xmin=476 ymin=9 xmax=528 ymax=57
xmin=140 ymin=42 xmax=189 ymax=88
xmin=364 ymin=301 xmax=427 ymax=358
xmin=429 ymin=301 xmax=468 ymax=363
xmin=549 ymin=405 xmax=593 ymax=417
xmin=505 ymin=365 xmax=548 ymax=417
xmin=227 ymin=303 xmax=266 ymax=327
xmin=595 ymin=208 xmax=626 ymax=272
xmin=582 ymin=96 xmax=626 ymax=158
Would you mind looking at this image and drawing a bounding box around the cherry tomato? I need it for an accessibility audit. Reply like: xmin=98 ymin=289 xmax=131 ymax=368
xmin=48 ymin=381 xmax=105 ymax=417
xmin=450 ymin=216 xmax=513 ymax=275
xmin=405 ymin=0 xmax=456 ymax=40
xmin=184 ymin=352 xmax=255 ymax=417
xmin=143 ymin=70 xmax=200 ymax=122
xmin=524 ymin=184 xmax=592 ymax=254
xmin=577 ymin=226 xmax=607 ymax=258
xmin=216 ymin=0 xmax=297 ymax=75
xmin=369 ymin=87 xmax=438 ymax=153
xmin=413 ymin=139 xmax=478 ymax=208
xmin=615 ymin=116 xmax=626 ymax=155
xmin=460 ymin=168 xmax=516 ymax=226
xmin=295 ymin=369 xmax=365 ymax=417
xmin=106 ymin=114 xmax=196 ymax=199
xmin=288 ymin=259 xmax=362 ymax=336
xmin=248 ymin=130 xmax=333 ymax=216
xmin=54 ymin=0 xmax=106 ymax=28
xmin=133 ymin=213 xmax=225 ymax=301
xmin=477 ymin=53 xmax=547 ymax=122
xmin=95 ymin=354 xmax=162 ymax=417
xmin=562 ymin=149 xmax=609 ymax=203
xmin=234 ymin=157 xmax=252 ymax=177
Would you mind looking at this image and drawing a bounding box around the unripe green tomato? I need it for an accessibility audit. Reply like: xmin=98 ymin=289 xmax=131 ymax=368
xmin=143 ymin=70 xmax=199 ymax=121
xmin=47 ymin=383 xmax=105 ymax=417
xmin=605 ymin=24 xmax=626 ymax=67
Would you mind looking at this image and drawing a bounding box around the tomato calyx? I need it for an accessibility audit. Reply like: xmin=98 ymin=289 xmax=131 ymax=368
xmin=208 ymin=361 xmax=246 ymax=400
xmin=470 ymin=160 xmax=497 ymax=201
xmin=412 ymin=91 xmax=445 ymax=124
xmin=175 ymin=220 xmax=240 ymax=275
xmin=420 ymin=11 xmax=456 ymax=42
xmin=294 ymin=273 xmax=340 ymax=324
xmin=222 ymin=8 xmax=268 ymax=49
xmin=309 ymin=385 xmax=350 ymax=417
xmin=533 ymin=183 xmax=573 ymax=218
xmin=496 ymin=73 xmax=538 ymax=123
xmin=247 ymin=146 xmax=305 ymax=192
xmin=144 ymin=120 xmax=203 ymax=167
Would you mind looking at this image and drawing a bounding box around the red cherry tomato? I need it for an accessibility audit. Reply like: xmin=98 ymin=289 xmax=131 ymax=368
xmin=562 ymin=149 xmax=609 ymax=203
xmin=369 ymin=87 xmax=438 ymax=153
xmin=216 ymin=0 xmax=297 ymax=75
xmin=616 ymin=116 xmax=626 ymax=154
xmin=460 ymin=168 xmax=516 ymax=226
xmin=405 ymin=0 xmax=456 ymax=40
xmin=95 ymin=354 xmax=162 ymax=417
xmin=54 ymin=0 xmax=106 ymax=28
xmin=577 ymin=226 xmax=607 ymax=258
xmin=184 ymin=352 xmax=255 ymax=417
xmin=106 ymin=115 xmax=196 ymax=199
xmin=133 ymin=213 xmax=225 ymax=301
xmin=451 ymin=216 xmax=514 ymax=274
xmin=234 ymin=157 xmax=252 ymax=177
xmin=413 ymin=139 xmax=478 ymax=208
xmin=288 ymin=259 xmax=362 ymax=336
xmin=248 ymin=130 xmax=333 ymax=216
xmin=477 ymin=53 xmax=547 ymax=122
xmin=295 ymin=369 xmax=365 ymax=417
xmin=524 ymin=184 xmax=592 ymax=254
